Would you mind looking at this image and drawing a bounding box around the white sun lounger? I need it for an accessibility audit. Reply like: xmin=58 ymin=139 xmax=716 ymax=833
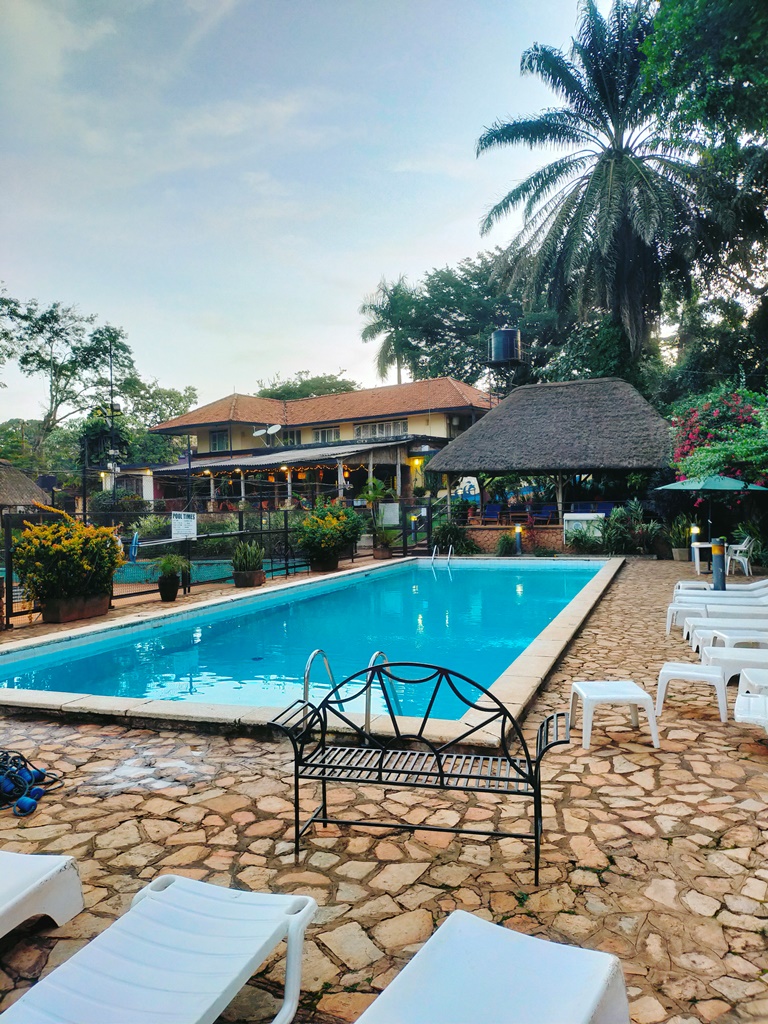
xmin=356 ymin=909 xmax=629 ymax=1024
xmin=683 ymin=611 xmax=768 ymax=641
xmin=2 ymin=875 xmax=317 ymax=1024
xmin=710 ymin=630 xmax=768 ymax=649
xmin=0 ymin=852 xmax=84 ymax=939
xmin=734 ymin=669 xmax=768 ymax=733
xmin=668 ymin=597 xmax=768 ymax=633
xmin=674 ymin=577 xmax=768 ymax=596
xmin=701 ymin=646 xmax=768 ymax=682
xmin=688 ymin=620 xmax=768 ymax=650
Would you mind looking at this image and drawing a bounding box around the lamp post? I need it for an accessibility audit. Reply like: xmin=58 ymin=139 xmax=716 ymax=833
xmin=515 ymin=523 xmax=523 ymax=555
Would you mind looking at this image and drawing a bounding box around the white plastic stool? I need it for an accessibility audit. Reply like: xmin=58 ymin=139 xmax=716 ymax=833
xmin=656 ymin=662 xmax=728 ymax=722
xmin=569 ymin=680 xmax=660 ymax=749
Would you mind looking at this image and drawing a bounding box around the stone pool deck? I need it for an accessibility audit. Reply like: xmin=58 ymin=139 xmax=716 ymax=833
xmin=1 ymin=559 xmax=768 ymax=1023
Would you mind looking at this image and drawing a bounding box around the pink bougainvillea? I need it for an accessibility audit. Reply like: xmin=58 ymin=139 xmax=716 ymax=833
xmin=672 ymin=390 xmax=760 ymax=467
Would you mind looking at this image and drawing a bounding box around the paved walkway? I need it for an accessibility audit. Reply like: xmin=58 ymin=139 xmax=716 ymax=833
xmin=1 ymin=560 xmax=767 ymax=1023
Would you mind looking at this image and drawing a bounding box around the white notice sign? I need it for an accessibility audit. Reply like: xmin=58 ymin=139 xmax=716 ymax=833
xmin=171 ymin=511 xmax=197 ymax=540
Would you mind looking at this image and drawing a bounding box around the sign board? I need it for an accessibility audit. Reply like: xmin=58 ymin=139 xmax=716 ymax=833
xmin=171 ymin=511 xmax=197 ymax=540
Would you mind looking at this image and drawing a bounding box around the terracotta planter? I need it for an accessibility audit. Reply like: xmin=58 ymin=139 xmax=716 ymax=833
xmin=372 ymin=546 xmax=393 ymax=560
xmin=41 ymin=593 xmax=110 ymax=624
xmin=158 ymin=574 xmax=180 ymax=602
xmin=309 ymin=555 xmax=339 ymax=573
xmin=671 ymin=548 xmax=691 ymax=562
xmin=233 ymin=569 xmax=266 ymax=588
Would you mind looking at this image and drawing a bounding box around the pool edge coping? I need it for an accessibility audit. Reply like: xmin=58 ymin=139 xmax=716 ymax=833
xmin=0 ymin=556 xmax=623 ymax=746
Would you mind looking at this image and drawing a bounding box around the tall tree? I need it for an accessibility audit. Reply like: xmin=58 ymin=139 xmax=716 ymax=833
xmin=359 ymin=277 xmax=420 ymax=384
xmin=477 ymin=0 xmax=704 ymax=359
xmin=642 ymin=0 xmax=768 ymax=144
xmin=0 ymin=297 xmax=135 ymax=445
xmin=255 ymin=370 xmax=359 ymax=400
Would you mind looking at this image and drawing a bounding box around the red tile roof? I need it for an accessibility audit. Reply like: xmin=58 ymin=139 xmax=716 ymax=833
xmin=152 ymin=378 xmax=491 ymax=433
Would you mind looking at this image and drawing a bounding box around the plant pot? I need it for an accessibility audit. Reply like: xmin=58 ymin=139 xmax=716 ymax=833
xmin=158 ymin=573 xmax=180 ymax=602
xmin=41 ymin=593 xmax=110 ymax=623
xmin=309 ymin=555 xmax=339 ymax=573
xmin=671 ymin=548 xmax=691 ymax=562
xmin=372 ymin=546 xmax=393 ymax=560
xmin=233 ymin=569 xmax=266 ymax=587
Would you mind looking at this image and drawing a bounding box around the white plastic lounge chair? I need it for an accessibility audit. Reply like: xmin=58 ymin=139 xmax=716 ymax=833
xmin=355 ymin=909 xmax=630 ymax=1024
xmin=710 ymin=629 xmax=768 ymax=648
xmin=726 ymin=537 xmax=755 ymax=576
xmin=0 ymin=852 xmax=83 ymax=939
xmin=701 ymin=646 xmax=768 ymax=682
xmin=2 ymin=874 xmax=317 ymax=1024
xmin=734 ymin=668 xmax=768 ymax=733
xmin=674 ymin=575 xmax=768 ymax=595
xmin=667 ymin=594 xmax=768 ymax=633
xmin=683 ymin=609 xmax=768 ymax=641
xmin=690 ymin=623 xmax=768 ymax=652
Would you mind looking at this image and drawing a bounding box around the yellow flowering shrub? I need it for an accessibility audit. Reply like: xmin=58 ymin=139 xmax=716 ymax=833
xmin=13 ymin=506 xmax=124 ymax=602
xmin=295 ymin=500 xmax=365 ymax=558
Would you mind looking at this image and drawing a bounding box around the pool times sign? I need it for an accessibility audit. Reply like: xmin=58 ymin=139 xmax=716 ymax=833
xmin=171 ymin=512 xmax=197 ymax=540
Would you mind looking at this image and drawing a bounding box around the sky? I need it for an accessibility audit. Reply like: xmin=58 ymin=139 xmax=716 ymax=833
xmin=1 ymin=0 xmax=584 ymax=421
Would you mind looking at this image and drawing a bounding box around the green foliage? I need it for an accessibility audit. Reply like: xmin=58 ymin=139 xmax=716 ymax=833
xmin=673 ymin=385 xmax=768 ymax=484
xmin=734 ymin=521 xmax=768 ymax=567
xmin=667 ymin=514 xmax=693 ymax=548
xmin=128 ymin=514 xmax=169 ymax=539
xmin=152 ymin=553 xmax=191 ymax=578
xmin=642 ymin=0 xmax=768 ymax=141
xmin=360 ymin=277 xmax=420 ymax=383
xmin=232 ymin=541 xmax=264 ymax=571
xmin=566 ymin=500 xmax=663 ymax=555
xmin=496 ymin=532 xmax=519 ymax=556
xmin=565 ymin=530 xmax=604 ymax=554
xmin=296 ymin=500 xmax=365 ymax=558
xmin=255 ymin=370 xmax=359 ymax=400
xmin=373 ymin=528 xmax=400 ymax=550
xmin=476 ymin=0 xmax=705 ymax=359
xmin=541 ymin=317 xmax=641 ymax=384
xmin=432 ymin=521 xmax=481 ymax=555
xmin=13 ymin=510 xmax=123 ymax=601
xmin=88 ymin=488 xmax=150 ymax=515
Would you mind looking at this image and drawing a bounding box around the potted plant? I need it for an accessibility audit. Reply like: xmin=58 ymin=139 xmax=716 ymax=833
xmin=372 ymin=527 xmax=399 ymax=560
xmin=667 ymin=514 xmax=693 ymax=561
xmin=231 ymin=541 xmax=266 ymax=587
xmin=13 ymin=506 xmax=124 ymax=623
xmin=296 ymin=500 xmax=365 ymax=572
xmin=153 ymin=553 xmax=191 ymax=602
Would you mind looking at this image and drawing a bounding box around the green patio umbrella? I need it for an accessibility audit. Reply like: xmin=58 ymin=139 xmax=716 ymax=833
xmin=655 ymin=474 xmax=768 ymax=540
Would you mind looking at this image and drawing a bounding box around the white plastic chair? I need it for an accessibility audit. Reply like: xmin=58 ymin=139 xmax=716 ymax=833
xmin=726 ymin=537 xmax=755 ymax=576
xmin=356 ymin=909 xmax=629 ymax=1024
xmin=569 ymin=680 xmax=660 ymax=749
xmin=0 ymin=852 xmax=84 ymax=939
xmin=2 ymin=875 xmax=317 ymax=1024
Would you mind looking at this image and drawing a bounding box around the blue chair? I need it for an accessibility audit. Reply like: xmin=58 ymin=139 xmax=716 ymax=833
xmin=481 ymin=504 xmax=501 ymax=524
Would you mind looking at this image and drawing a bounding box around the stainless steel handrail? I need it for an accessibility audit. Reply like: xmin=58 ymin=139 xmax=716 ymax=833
xmin=430 ymin=545 xmax=439 ymax=566
xmin=365 ymin=650 xmax=389 ymax=731
xmin=303 ymin=648 xmax=335 ymax=703
xmin=446 ymin=544 xmax=454 ymax=566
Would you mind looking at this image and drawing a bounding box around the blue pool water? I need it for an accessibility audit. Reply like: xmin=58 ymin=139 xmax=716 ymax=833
xmin=0 ymin=560 xmax=602 ymax=720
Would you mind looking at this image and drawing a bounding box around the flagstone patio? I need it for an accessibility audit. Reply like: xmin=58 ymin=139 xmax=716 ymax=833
xmin=0 ymin=559 xmax=767 ymax=1024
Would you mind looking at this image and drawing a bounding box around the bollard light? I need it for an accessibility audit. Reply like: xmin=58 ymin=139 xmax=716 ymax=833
xmin=515 ymin=523 xmax=523 ymax=555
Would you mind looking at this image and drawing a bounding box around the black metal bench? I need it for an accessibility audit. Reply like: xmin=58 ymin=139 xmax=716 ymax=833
xmin=271 ymin=662 xmax=570 ymax=884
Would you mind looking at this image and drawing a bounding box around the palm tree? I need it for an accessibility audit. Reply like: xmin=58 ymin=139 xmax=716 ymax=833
xmin=477 ymin=0 xmax=703 ymax=359
xmin=359 ymin=277 xmax=419 ymax=384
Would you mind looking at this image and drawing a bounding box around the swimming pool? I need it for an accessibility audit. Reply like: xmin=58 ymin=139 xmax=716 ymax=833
xmin=0 ymin=559 xmax=604 ymax=721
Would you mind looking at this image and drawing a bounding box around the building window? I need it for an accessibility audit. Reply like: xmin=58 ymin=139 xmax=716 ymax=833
xmin=353 ymin=419 xmax=408 ymax=439
xmin=210 ymin=429 xmax=229 ymax=452
xmin=283 ymin=429 xmax=302 ymax=446
xmin=313 ymin=427 xmax=340 ymax=443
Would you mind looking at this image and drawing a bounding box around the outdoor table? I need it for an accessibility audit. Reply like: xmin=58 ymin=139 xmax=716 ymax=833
xmin=691 ymin=541 xmax=713 ymax=575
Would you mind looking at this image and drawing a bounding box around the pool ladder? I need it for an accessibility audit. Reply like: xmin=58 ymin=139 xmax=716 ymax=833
xmin=303 ymin=648 xmax=395 ymax=730
xmin=430 ymin=544 xmax=454 ymax=567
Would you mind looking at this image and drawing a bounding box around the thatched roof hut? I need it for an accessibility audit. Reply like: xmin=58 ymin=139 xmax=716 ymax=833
xmin=428 ymin=378 xmax=670 ymax=475
xmin=0 ymin=460 xmax=50 ymax=509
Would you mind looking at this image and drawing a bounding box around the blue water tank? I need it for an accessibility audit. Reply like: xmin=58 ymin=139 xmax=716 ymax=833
xmin=488 ymin=328 xmax=528 ymax=366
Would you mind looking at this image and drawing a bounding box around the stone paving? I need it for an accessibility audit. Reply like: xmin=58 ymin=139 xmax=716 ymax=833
xmin=1 ymin=559 xmax=768 ymax=1023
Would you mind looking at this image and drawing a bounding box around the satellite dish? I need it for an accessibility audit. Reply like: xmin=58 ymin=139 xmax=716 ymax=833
xmin=253 ymin=428 xmax=267 ymax=437
xmin=266 ymin=424 xmax=282 ymax=435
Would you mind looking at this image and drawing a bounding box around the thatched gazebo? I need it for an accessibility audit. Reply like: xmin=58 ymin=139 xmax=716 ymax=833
xmin=427 ymin=378 xmax=671 ymax=520
xmin=0 ymin=460 xmax=50 ymax=511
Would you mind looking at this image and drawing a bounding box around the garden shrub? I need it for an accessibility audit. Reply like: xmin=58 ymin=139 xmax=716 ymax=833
xmin=433 ymin=521 xmax=480 ymax=555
